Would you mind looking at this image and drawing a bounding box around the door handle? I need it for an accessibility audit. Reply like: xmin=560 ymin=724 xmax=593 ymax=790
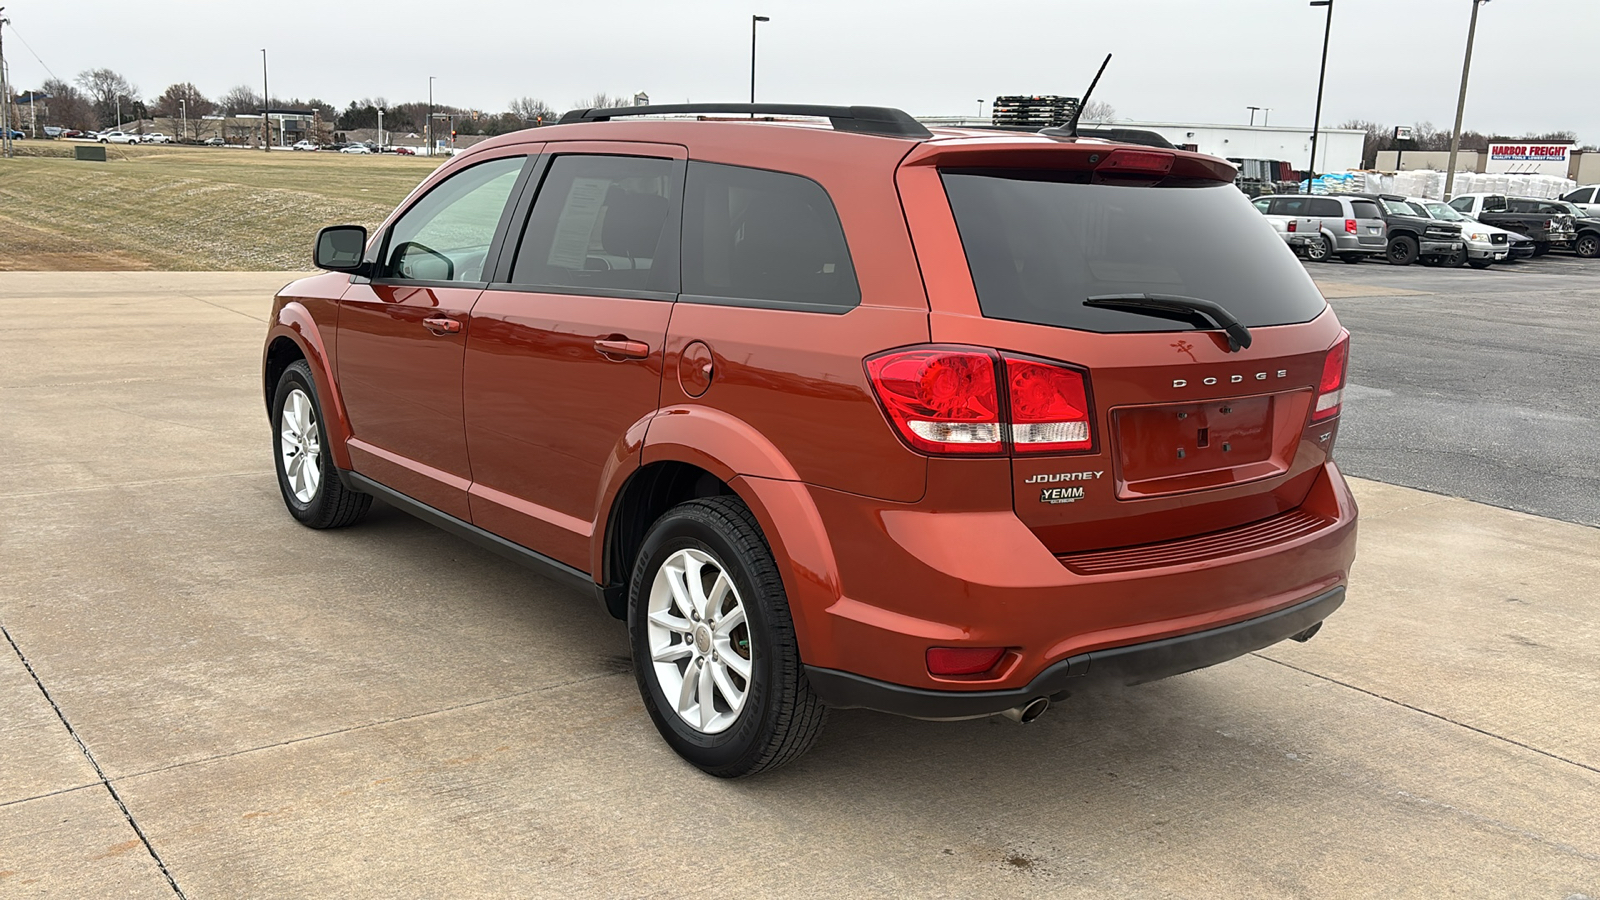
xmin=594 ymin=337 xmax=650 ymax=360
xmin=423 ymin=316 xmax=462 ymax=335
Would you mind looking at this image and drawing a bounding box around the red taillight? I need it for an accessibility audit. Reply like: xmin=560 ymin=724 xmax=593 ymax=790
xmin=868 ymin=347 xmax=1096 ymax=457
xmin=865 ymin=348 xmax=1002 ymax=454
xmin=1004 ymin=355 xmax=1093 ymax=453
xmin=927 ymin=647 xmax=1006 ymax=677
xmin=1344 ymin=218 xmax=1358 ymax=234
xmin=1096 ymin=148 xmax=1175 ymax=176
xmin=1286 ymin=220 xmax=1297 ymax=232
xmin=1313 ymin=331 xmax=1350 ymax=422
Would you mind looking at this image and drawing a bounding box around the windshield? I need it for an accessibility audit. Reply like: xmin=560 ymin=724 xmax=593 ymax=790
xmin=1424 ymin=202 xmax=1465 ymax=221
xmin=940 ymin=170 xmax=1327 ymax=334
xmin=1403 ymin=201 xmax=1432 ymax=217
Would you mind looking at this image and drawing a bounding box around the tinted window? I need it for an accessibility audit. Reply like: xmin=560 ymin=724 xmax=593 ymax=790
xmin=1483 ymin=195 xmax=1508 ymax=212
xmin=510 ymin=154 xmax=677 ymax=293
xmin=1448 ymin=197 xmax=1473 ymax=213
xmin=940 ymin=171 xmax=1326 ymax=334
xmin=383 ymin=156 xmax=525 ymax=282
xmin=1351 ymin=200 xmax=1383 ymax=220
xmin=682 ymin=162 xmax=859 ymax=311
xmin=1252 ymin=198 xmax=1272 ymax=213
xmin=1564 ymin=187 xmax=1594 ymax=204
xmin=1308 ymin=198 xmax=1343 ymax=217
xmin=1269 ymin=197 xmax=1309 ymax=216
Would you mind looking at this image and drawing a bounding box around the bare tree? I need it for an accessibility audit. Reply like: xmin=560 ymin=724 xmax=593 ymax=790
xmin=152 ymin=83 xmax=216 ymax=139
xmin=572 ymin=92 xmax=628 ymax=111
xmin=218 ymin=85 xmax=262 ymax=116
xmin=509 ymin=96 xmax=554 ymax=125
xmin=40 ymin=78 xmax=94 ymax=130
xmin=75 ymin=68 xmax=140 ymax=129
xmin=1079 ymin=100 xmax=1116 ymax=123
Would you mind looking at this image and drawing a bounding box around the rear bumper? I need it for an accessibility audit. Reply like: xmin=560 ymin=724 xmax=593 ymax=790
xmin=808 ymin=586 xmax=1345 ymax=719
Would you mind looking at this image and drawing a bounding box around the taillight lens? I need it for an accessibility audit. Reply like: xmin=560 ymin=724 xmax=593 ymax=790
xmin=865 ymin=348 xmax=1002 ymax=454
xmin=1345 ymin=218 xmax=1358 ymax=234
xmin=1287 ymin=220 xmax=1297 ymax=232
xmin=1005 ymin=355 xmax=1093 ymax=453
xmin=1313 ymin=331 xmax=1350 ymax=422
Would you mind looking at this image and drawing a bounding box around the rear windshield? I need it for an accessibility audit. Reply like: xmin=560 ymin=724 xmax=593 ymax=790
xmin=940 ymin=170 xmax=1326 ymax=334
xmin=1350 ymin=200 xmax=1382 ymax=220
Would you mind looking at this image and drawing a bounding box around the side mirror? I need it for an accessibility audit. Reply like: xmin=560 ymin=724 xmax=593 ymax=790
xmin=314 ymin=225 xmax=370 ymax=273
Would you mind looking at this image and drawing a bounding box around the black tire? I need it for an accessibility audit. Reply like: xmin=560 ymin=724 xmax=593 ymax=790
xmin=1441 ymin=246 xmax=1468 ymax=268
xmin=1386 ymin=234 xmax=1419 ymax=266
xmin=1305 ymin=236 xmax=1331 ymax=262
xmin=1468 ymin=257 xmax=1495 ymax=269
xmin=271 ymin=360 xmax=371 ymax=529
xmin=629 ymin=496 xmax=827 ymax=778
xmin=1574 ymin=234 xmax=1600 ymax=259
xmin=1531 ymin=242 xmax=1550 ymax=257
xmin=1338 ymin=253 xmax=1364 ymax=264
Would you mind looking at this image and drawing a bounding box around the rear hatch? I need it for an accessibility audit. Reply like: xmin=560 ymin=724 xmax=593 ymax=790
xmin=900 ymin=141 xmax=1348 ymax=557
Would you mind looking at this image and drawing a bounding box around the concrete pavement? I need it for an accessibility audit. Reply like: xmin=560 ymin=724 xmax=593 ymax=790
xmin=1 ymin=272 xmax=1596 ymax=898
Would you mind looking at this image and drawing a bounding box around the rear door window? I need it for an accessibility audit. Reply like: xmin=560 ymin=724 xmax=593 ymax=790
xmin=509 ymin=154 xmax=678 ymax=294
xmin=1565 ymin=187 xmax=1595 ymax=204
xmin=681 ymin=162 xmax=859 ymax=312
xmin=1350 ymin=200 xmax=1383 ymax=220
xmin=1309 ymin=198 xmax=1343 ymax=217
xmin=1268 ymin=197 xmax=1309 ymax=216
xmin=940 ymin=170 xmax=1326 ymax=334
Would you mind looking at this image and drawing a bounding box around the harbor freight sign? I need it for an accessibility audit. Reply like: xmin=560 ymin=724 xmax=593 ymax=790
xmin=1486 ymin=142 xmax=1573 ymax=176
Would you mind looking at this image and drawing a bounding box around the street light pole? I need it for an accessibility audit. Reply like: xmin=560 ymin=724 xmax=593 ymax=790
xmin=179 ymin=98 xmax=186 ymax=142
xmin=428 ymin=75 xmax=435 ymax=156
xmin=377 ymin=107 xmax=384 ymax=150
xmin=977 ymin=99 xmax=985 ymax=120
xmin=1445 ymin=0 xmax=1490 ymax=201
xmin=261 ymin=48 xmax=270 ymax=152
xmin=1307 ymin=0 xmax=1334 ymax=182
xmin=0 ymin=7 xmax=11 ymax=160
xmin=750 ymin=15 xmax=769 ymax=104
xmin=1248 ymin=105 xmax=1260 ymax=126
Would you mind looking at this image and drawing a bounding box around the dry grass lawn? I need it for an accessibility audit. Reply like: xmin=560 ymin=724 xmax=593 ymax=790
xmin=0 ymin=144 xmax=441 ymax=270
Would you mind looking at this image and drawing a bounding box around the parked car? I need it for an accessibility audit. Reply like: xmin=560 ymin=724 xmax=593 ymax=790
xmin=338 ymin=144 xmax=372 ymax=154
xmin=97 ymin=130 xmax=140 ymax=144
xmin=1409 ymin=198 xmax=1512 ymax=268
xmin=264 ymin=103 xmax=1358 ymax=777
xmin=202 ymin=136 xmax=226 ymax=146
xmin=1561 ymin=185 xmax=1600 ymax=217
xmin=392 ymin=146 xmax=415 ymax=156
xmin=142 ymin=132 xmax=173 ymax=144
xmin=1542 ymin=200 xmax=1600 ymax=258
xmin=292 ymin=140 xmax=320 ymax=151
xmin=1251 ymin=194 xmax=1386 ymax=263
xmin=4 ymin=128 xmax=23 ymax=140
xmin=1348 ymin=193 xmax=1465 ymax=266
xmin=1447 ymin=193 xmax=1574 ymax=256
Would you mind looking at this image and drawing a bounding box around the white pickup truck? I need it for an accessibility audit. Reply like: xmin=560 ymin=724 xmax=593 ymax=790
xmin=96 ymin=130 xmax=141 ymax=144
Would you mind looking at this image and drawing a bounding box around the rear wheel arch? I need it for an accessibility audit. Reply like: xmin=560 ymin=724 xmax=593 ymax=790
xmin=600 ymin=461 xmax=737 ymax=619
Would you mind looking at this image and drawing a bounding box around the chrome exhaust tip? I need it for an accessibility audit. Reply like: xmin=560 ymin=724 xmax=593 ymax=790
xmin=999 ymin=697 xmax=1050 ymax=724
xmin=1290 ymin=622 xmax=1323 ymax=643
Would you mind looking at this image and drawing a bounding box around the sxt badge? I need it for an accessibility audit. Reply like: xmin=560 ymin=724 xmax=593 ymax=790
xmin=1040 ymin=486 xmax=1085 ymax=505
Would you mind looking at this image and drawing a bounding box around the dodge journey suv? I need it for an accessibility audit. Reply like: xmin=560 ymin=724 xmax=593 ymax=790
xmin=264 ymin=103 xmax=1358 ymax=777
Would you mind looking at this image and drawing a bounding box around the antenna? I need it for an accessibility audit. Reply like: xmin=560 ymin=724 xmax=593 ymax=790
xmin=1064 ymin=53 xmax=1112 ymax=139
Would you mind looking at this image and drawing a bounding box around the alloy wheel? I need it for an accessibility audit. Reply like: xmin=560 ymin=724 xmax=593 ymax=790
xmin=279 ymin=387 xmax=323 ymax=503
xmin=646 ymin=548 xmax=753 ymax=734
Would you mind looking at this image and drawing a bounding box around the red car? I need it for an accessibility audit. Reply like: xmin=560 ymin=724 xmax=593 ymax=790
xmin=265 ymin=103 xmax=1357 ymax=777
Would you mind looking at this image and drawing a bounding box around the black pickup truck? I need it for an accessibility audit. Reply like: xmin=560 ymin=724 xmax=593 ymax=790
xmin=1351 ymin=193 xmax=1466 ymax=266
xmin=1446 ymin=194 xmax=1576 ymax=256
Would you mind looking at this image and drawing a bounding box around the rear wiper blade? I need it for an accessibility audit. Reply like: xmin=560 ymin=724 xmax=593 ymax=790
xmin=1084 ymin=293 xmax=1253 ymax=352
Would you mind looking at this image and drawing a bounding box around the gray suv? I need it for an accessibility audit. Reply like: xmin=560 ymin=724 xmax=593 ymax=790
xmin=1253 ymin=194 xmax=1387 ymax=264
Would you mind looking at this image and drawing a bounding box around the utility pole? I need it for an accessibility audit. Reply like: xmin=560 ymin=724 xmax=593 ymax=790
xmin=1445 ymin=0 xmax=1489 ymax=200
xmin=377 ymin=107 xmax=384 ymax=150
xmin=976 ymin=99 xmax=984 ymax=120
xmin=261 ymin=48 xmax=270 ymax=151
xmin=179 ymin=98 xmax=187 ymax=142
xmin=750 ymin=15 xmax=769 ymax=104
xmin=1307 ymin=0 xmax=1334 ymax=181
xmin=0 ymin=7 xmax=10 ymax=160
xmin=427 ymin=75 xmax=435 ymax=156
xmin=1248 ymin=106 xmax=1260 ymax=126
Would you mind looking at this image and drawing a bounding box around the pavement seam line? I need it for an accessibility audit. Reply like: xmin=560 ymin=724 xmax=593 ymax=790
xmin=0 ymin=782 xmax=102 ymax=810
xmin=1251 ymin=653 xmax=1600 ymax=776
xmin=114 ymin=669 xmax=632 ymax=783
xmin=0 ymin=623 xmax=189 ymax=900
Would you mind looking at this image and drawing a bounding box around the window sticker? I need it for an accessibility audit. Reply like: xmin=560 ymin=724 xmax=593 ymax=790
xmin=547 ymin=177 xmax=611 ymax=270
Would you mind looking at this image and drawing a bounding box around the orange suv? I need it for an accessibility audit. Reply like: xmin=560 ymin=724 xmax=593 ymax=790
xmin=264 ymin=104 xmax=1357 ymax=777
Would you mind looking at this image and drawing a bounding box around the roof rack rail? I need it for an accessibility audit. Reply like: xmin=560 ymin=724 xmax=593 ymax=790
xmin=555 ymin=103 xmax=933 ymax=139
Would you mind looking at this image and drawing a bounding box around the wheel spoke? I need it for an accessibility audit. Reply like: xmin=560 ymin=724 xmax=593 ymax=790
xmin=676 ymin=658 xmax=700 ymax=715
xmin=706 ymin=571 xmax=731 ymax=613
xmin=647 ymin=608 xmax=692 ymax=635
xmin=303 ymin=458 xmax=321 ymax=496
xmin=712 ymin=604 xmax=744 ymax=636
xmin=697 ymin=658 xmax=716 ymax=730
xmin=684 ymin=554 xmax=712 ymax=620
xmin=710 ymin=662 xmax=745 ymax=711
xmin=719 ymin=645 xmax=751 ymax=681
xmin=664 ymin=559 xmax=696 ymax=622
xmin=651 ymin=640 xmax=693 ymax=663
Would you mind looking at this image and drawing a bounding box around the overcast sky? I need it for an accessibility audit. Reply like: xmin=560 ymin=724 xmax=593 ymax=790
xmin=5 ymin=0 xmax=1594 ymax=136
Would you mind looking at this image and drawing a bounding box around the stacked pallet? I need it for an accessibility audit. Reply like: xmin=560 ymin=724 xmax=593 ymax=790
xmin=991 ymin=95 xmax=1079 ymax=129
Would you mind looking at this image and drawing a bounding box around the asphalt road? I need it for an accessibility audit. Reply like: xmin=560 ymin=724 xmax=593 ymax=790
xmin=2 ymin=272 xmax=1598 ymax=898
xmin=1310 ymin=255 xmax=1600 ymax=527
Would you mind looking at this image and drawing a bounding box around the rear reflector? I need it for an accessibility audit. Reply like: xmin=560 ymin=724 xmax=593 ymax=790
xmin=927 ymin=647 xmax=1006 ymax=677
xmin=866 ymin=348 xmax=1002 ymax=454
xmin=1004 ymin=355 xmax=1093 ymax=453
xmin=1313 ymin=330 xmax=1350 ymax=422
